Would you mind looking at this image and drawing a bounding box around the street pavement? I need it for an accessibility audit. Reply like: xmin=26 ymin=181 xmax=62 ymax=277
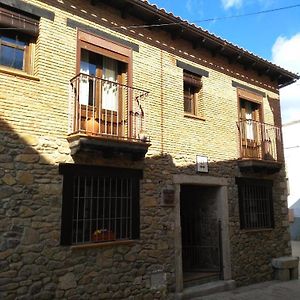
xmin=193 ymin=241 xmax=300 ymax=299
xmin=194 ymin=280 xmax=300 ymax=299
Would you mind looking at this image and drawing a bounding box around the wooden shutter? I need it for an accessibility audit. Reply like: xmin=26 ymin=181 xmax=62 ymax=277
xmin=0 ymin=7 xmax=39 ymax=36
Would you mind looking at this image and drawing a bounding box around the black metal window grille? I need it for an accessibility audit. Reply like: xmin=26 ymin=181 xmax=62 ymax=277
xmin=59 ymin=164 xmax=141 ymax=245
xmin=236 ymin=178 xmax=274 ymax=230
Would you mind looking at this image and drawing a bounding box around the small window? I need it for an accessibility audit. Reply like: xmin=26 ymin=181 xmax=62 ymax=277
xmin=236 ymin=178 xmax=274 ymax=230
xmin=183 ymin=71 xmax=202 ymax=116
xmin=0 ymin=6 xmax=38 ymax=73
xmin=59 ymin=164 xmax=142 ymax=245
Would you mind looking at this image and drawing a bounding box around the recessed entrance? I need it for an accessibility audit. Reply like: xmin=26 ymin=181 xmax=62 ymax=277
xmin=180 ymin=184 xmax=223 ymax=287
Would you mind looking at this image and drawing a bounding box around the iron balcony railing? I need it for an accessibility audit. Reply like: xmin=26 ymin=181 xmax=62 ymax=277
xmin=237 ymin=119 xmax=282 ymax=162
xmin=69 ymin=73 xmax=149 ymax=142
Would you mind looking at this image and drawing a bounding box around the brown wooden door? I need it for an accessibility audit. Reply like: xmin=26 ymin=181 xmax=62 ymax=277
xmin=240 ymin=99 xmax=261 ymax=158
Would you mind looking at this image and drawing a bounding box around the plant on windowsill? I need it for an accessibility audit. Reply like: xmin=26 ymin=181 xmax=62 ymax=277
xmin=91 ymin=229 xmax=116 ymax=242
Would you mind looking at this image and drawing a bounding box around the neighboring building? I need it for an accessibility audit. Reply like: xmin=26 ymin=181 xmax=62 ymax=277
xmin=0 ymin=0 xmax=299 ymax=299
xmin=282 ymin=120 xmax=300 ymax=207
xmin=289 ymin=200 xmax=300 ymax=240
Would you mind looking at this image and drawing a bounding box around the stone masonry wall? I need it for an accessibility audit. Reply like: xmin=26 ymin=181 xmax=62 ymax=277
xmin=0 ymin=0 xmax=291 ymax=298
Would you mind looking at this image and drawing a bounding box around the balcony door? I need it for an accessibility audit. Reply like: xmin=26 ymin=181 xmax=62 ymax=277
xmin=77 ymin=31 xmax=132 ymax=137
xmin=239 ymin=99 xmax=261 ymax=158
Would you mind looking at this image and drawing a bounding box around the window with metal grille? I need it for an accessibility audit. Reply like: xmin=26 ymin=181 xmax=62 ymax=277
xmin=236 ymin=178 xmax=274 ymax=230
xmin=59 ymin=164 xmax=142 ymax=245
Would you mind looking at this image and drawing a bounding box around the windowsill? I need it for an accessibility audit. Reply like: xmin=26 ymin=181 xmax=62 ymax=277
xmin=184 ymin=113 xmax=205 ymax=121
xmin=0 ymin=66 xmax=40 ymax=81
xmin=70 ymin=239 xmax=136 ymax=250
xmin=240 ymin=228 xmax=274 ymax=233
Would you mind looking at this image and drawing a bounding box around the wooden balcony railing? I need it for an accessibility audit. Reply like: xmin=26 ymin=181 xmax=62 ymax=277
xmin=237 ymin=120 xmax=283 ymax=162
xmin=69 ymin=73 xmax=149 ymax=142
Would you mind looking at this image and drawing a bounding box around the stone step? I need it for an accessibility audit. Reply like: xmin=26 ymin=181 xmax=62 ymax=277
xmin=181 ymin=280 xmax=236 ymax=299
xmin=183 ymin=274 xmax=220 ymax=288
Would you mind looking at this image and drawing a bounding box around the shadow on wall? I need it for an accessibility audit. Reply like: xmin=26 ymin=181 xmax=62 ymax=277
xmin=0 ymin=116 xmax=290 ymax=297
xmin=0 ymin=118 xmax=63 ymax=253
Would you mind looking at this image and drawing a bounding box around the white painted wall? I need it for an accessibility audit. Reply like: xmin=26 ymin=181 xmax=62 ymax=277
xmin=282 ymin=120 xmax=300 ymax=208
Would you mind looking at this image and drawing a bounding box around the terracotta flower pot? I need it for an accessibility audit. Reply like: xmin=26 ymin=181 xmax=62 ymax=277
xmin=92 ymin=230 xmax=115 ymax=242
xmin=85 ymin=118 xmax=99 ymax=134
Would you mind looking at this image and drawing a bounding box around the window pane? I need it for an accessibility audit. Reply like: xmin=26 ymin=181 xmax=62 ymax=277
xmin=1 ymin=35 xmax=26 ymax=46
xmin=0 ymin=44 xmax=24 ymax=70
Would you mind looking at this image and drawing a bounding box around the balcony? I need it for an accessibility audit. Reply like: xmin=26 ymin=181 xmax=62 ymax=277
xmin=67 ymin=74 xmax=150 ymax=159
xmin=236 ymin=120 xmax=283 ymax=173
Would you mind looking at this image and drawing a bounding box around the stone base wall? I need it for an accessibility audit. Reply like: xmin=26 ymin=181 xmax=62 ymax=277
xmin=0 ymin=0 xmax=291 ymax=298
xmin=0 ymin=130 xmax=291 ymax=298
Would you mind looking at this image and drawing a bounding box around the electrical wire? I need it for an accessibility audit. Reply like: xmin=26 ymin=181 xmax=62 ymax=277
xmin=1 ymin=3 xmax=300 ymax=31
xmin=112 ymin=3 xmax=300 ymax=29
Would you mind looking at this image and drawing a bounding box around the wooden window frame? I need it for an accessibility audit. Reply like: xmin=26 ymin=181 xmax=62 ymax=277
xmin=236 ymin=178 xmax=274 ymax=230
xmin=76 ymin=31 xmax=133 ymax=131
xmin=183 ymin=70 xmax=202 ymax=117
xmin=0 ymin=30 xmax=35 ymax=74
xmin=77 ymin=30 xmax=132 ymax=83
xmin=0 ymin=6 xmax=38 ymax=74
xmin=237 ymin=88 xmax=265 ymax=159
xmin=59 ymin=164 xmax=142 ymax=246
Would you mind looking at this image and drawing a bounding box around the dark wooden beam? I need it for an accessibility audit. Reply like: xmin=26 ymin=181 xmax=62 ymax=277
xmin=211 ymin=45 xmax=225 ymax=57
xmin=170 ymin=26 xmax=184 ymax=40
xmin=147 ymin=15 xmax=161 ymax=31
xmin=192 ymin=37 xmax=206 ymax=49
xmin=90 ymin=0 xmax=98 ymax=5
xmin=121 ymin=3 xmax=134 ymax=19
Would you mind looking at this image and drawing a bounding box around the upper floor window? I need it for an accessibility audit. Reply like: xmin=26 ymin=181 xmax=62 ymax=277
xmin=183 ymin=70 xmax=202 ymax=116
xmin=72 ymin=31 xmax=133 ymax=136
xmin=0 ymin=6 xmax=38 ymax=74
xmin=239 ymin=98 xmax=261 ymax=141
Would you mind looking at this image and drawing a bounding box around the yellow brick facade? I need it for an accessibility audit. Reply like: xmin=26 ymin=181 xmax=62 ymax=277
xmin=0 ymin=0 xmax=292 ymax=298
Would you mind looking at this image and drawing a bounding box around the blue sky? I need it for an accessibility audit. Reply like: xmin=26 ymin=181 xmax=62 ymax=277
xmin=149 ymin=0 xmax=300 ymax=123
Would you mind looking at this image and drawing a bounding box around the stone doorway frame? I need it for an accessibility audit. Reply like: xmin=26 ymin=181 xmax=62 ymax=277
xmin=173 ymin=174 xmax=232 ymax=293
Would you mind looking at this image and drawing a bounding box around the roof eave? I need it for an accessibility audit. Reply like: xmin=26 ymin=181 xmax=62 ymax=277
xmin=92 ymin=0 xmax=300 ymax=86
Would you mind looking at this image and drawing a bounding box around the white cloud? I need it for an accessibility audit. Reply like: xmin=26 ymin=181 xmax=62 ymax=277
xmin=271 ymin=33 xmax=300 ymax=124
xmin=186 ymin=0 xmax=204 ymax=16
xmin=221 ymin=0 xmax=243 ymax=10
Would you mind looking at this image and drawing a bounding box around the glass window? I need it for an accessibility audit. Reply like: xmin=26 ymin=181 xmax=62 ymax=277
xmin=183 ymin=71 xmax=202 ymax=116
xmin=0 ymin=33 xmax=27 ymax=70
xmin=0 ymin=31 xmax=34 ymax=73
